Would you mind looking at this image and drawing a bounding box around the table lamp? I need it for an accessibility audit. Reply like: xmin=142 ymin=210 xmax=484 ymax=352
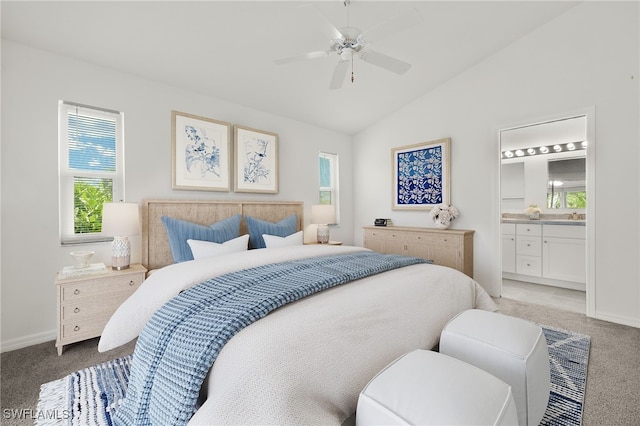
xmin=311 ymin=204 xmax=336 ymax=244
xmin=102 ymin=202 xmax=140 ymax=270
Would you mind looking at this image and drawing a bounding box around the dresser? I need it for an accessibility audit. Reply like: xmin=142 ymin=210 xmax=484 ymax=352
xmin=55 ymin=264 xmax=146 ymax=355
xmin=363 ymin=226 xmax=474 ymax=277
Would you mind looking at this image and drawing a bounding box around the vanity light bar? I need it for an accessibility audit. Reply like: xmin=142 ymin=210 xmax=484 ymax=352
xmin=502 ymin=141 xmax=586 ymax=158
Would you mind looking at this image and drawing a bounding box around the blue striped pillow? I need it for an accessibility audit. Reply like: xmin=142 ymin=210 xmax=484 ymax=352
xmin=245 ymin=215 xmax=298 ymax=249
xmin=161 ymin=214 xmax=241 ymax=263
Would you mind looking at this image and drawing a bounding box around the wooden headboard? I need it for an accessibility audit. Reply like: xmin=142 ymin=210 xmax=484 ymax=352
xmin=142 ymin=199 xmax=304 ymax=271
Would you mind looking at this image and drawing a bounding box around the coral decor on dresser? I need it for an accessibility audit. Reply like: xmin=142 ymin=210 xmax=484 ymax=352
xmin=430 ymin=203 xmax=458 ymax=229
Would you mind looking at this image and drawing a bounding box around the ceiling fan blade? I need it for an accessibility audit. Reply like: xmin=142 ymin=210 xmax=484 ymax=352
xmin=329 ymin=60 xmax=349 ymax=90
xmin=360 ymin=8 xmax=423 ymax=44
xmin=274 ymin=50 xmax=331 ymax=65
xmin=307 ymin=4 xmax=343 ymax=41
xmin=359 ymin=50 xmax=412 ymax=75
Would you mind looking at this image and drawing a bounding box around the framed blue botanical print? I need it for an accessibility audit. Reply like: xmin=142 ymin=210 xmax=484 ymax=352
xmin=171 ymin=111 xmax=231 ymax=191
xmin=392 ymin=138 xmax=451 ymax=210
xmin=234 ymin=125 xmax=279 ymax=194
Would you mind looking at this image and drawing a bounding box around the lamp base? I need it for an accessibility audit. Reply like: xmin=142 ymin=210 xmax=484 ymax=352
xmin=111 ymin=236 xmax=131 ymax=270
xmin=316 ymin=224 xmax=330 ymax=244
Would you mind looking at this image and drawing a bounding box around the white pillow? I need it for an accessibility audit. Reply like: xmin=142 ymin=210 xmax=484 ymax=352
xmin=262 ymin=231 xmax=303 ymax=248
xmin=187 ymin=234 xmax=249 ymax=259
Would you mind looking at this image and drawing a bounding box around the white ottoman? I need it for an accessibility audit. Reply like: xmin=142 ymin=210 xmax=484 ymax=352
xmin=440 ymin=309 xmax=550 ymax=426
xmin=356 ymin=350 xmax=518 ymax=425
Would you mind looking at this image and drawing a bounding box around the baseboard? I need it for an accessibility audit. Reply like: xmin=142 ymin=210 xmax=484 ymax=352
xmin=0 ymin=330 xmax=56 ymax=353
xmin=594 ymin=311 xmax=640 ymax=328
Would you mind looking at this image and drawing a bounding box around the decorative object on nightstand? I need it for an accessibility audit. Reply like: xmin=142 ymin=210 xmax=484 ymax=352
xmin=102 ymin=202 xmax=140 ymax=270
xmin=311 ymin=204 xmax=336 ymax=244
xmin=429 ymin=203 xmax=458 ymax=229
xmin=69 ymin=250 xmax=94 ymax=268
xmin=55 ymin=264 xmax=146 ymax=355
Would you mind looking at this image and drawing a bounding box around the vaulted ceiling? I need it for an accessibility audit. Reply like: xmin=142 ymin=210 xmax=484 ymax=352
xmin=1 ymin=1 xmax=578 ymax=135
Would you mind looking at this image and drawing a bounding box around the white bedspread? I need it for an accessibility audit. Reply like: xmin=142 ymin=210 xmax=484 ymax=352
xmin=182 ymin=247 xmax=496 ymax=425
xmin=100 ymin=245 xmax=496 ymax=424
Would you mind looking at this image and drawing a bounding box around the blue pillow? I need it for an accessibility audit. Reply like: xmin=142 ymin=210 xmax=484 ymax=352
xmin=245 ymin=215 xmax=298 ymax=249
xmin=161 ymin=214 xmax=241 ymax=263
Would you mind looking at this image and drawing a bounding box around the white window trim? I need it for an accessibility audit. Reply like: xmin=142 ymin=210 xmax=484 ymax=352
xmin=319 ymin=151 xmax=340 ymax=225
xmin=59 ymin=101 xmax=125 ymax=244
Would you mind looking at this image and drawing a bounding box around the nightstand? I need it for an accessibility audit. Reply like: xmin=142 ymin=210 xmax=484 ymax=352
xmin=55 ymin=263 xmax=146 ymax=355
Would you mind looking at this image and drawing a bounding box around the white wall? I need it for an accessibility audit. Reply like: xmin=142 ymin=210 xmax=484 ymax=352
xmin=0 ymin=41 xmax=353 ymax=350
xmin=353 ymin=2 xmax=640 ymax=326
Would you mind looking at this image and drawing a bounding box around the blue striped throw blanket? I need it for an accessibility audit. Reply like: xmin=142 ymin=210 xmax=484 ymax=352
xmin=114 ymin=251 xmax=426 ymax=425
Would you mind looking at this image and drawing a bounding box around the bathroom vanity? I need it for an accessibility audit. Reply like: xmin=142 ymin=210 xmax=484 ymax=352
xmin=502 ymin=218 xmax=585 ymax=291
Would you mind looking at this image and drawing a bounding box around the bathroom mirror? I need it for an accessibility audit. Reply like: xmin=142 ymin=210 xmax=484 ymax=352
xmin=547 ymin=157 xmax=586 ymax=209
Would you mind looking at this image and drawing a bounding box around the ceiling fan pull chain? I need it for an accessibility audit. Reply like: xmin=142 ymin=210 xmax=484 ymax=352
xmin=351 ymin=57 xmax=355 ymax=83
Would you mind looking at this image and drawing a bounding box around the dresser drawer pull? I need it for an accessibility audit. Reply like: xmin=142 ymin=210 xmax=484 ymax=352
xmin=74 ymin=289 xmax=80 ymax=295
xmin=74 ymin=307 xmax=80 ymax=313
xmin=73 ymin=325 xmax=80 ymax=332
xmin=129 ymin=280 xmax=135 ymax=286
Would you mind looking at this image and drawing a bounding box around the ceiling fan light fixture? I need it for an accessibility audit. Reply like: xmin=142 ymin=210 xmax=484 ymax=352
xmin=340 ymin=48 xmax=354 ymax=61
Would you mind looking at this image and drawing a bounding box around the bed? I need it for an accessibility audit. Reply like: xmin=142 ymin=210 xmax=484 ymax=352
xmin=99 ymin=199 xmax=497 ymax=425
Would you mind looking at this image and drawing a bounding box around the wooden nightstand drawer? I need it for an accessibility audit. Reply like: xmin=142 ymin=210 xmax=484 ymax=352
xmin=60 ymin=316 xmax=108 ymax=341
xmin=60 ymin=291 xmax=134 ymax=321
xmin=60 ymin=273 xmax=143 ymax=302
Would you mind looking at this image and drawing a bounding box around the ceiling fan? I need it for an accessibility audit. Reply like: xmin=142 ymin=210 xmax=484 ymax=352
xmin=274 ymin=0 xmax=423 ymax=90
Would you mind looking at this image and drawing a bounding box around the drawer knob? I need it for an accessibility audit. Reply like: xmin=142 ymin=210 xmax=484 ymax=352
xmin=527 ymin=243 xmax=531 ymax=247
xmin=73 ymin=289 xmax=80 ymax=295
xmin=73 ymin=325 xmax=80 ymax=331
xmin=74 ymin=307 xmax=80 ymax=313
xmin=129 ymin=280 xmax=135 ymax=286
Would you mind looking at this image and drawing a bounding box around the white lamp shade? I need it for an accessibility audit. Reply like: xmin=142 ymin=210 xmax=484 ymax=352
xmin=102 ymin=202 xmax=140 ymax=236
xmin=311 ymin=204 xmax=336 ymax=225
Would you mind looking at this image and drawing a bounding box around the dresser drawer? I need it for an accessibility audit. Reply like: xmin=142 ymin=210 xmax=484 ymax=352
xmin=60 ymin=273 xmax=143 ymax=302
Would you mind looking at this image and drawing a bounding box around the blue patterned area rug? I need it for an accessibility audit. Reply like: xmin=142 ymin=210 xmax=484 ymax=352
xmin=540 ymin=325 xmax=591 ymax=426
xmin=36 ymin=325 xmax=590 ymax=426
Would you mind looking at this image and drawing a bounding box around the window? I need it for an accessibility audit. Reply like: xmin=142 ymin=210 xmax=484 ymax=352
xmin=59 ymin=101 xmax=124 ymax=244
xmin=318 ymin=152 xmax=339 ymax=223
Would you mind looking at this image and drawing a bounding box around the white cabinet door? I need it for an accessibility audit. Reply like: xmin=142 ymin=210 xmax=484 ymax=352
xmin=502 ymin=234 xmax=516 ymax=273
xmin=542 ymin=236 xmax=586 ymax=282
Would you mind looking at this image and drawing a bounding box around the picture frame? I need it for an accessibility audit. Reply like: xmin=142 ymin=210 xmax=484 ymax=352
xmin=392 ymin=137 xmax=451 ymax=210
xmin=234 ymin=125 xmax=279 ymax=194
xmin=172 ymin=111 xmax=231 ymax=191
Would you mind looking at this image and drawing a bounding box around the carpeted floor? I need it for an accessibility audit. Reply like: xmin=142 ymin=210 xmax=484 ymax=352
xmin=493 ymin=297 xmax=640 ymax=426
xmin=2 ymin=296 xmax=639 ymax=425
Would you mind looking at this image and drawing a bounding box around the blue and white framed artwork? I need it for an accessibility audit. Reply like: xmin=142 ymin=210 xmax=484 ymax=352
xmin=172 ymin=111 xmax=231 ymax=191
xmin=392 ymin=138 xmax=451 ymax=210
xmin=234 ymin=125 xmax=279 ymax=194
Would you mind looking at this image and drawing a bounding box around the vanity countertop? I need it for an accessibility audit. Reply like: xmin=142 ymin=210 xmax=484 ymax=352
xmin=501 ymin=218 xmax=585 ymax=226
